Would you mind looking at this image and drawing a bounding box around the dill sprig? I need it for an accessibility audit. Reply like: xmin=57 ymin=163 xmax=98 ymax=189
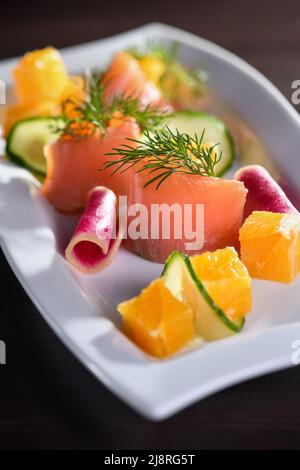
xmin=110 ymin=96 xmax=172 ymax=131
xmin=162 ymin=63 xmax=206 ymax=100
xmin=102 ymin=127 xmax=221 ymax=189
xmin=127 ymin=40 xmax=179 ymax=63
xmin=54 ymin=70 xmax=171 ymax=138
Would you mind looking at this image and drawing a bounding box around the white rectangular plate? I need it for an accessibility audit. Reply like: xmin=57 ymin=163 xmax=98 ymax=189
xmin=1 ymin=23 xmax=300 ymax=421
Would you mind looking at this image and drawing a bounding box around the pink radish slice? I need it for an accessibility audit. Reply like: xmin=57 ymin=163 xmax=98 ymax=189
xmin=234 ymin=164 xmax=298 ymax=220
xmin=278 ymin=179 xmax=300 ymax=212
xmin=65 ymin=186 xmax=122 ymax=274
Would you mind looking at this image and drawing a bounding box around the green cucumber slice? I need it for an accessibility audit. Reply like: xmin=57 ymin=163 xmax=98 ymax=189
xmin=162 ymin=251 xmax=244 ymax=340
xmin=166 ymin=111 xmax=235 ymax=176
xmin=6 ymin=116 xmax=64 ymax=175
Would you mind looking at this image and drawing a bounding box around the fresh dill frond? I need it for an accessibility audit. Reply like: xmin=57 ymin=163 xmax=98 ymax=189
xmin=127 ymin=40 xmax=179 ymax=63
xmin=53 ymin=70 xmax=171 ymax=138
xmin=108 ymin=94 xmax=172 ymax=132
xmin=160 ymin=61 xmax=207 ymax=101
xmin=102 ymin=127 xmax=221 ymax=189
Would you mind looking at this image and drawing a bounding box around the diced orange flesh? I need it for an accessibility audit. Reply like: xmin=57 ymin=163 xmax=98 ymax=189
xmin=190 ymin=247 xmax=252 ymax=320
xmin=240 ymin=211 xmax=300 ymax=283
xmin=118 ymin=278 xmax=195 ymax=358
xmin=60 ymin=76 xmax=86 ymax=105
xmin=41 ymin=117 xmax=141 ymax=212
xmin=138 ymin=55 xmax=166 ymax=84
xmin=4 ymin=48 xmax=85 ymax=135
xmin=12 ymin=47 xmax=71 ymax=103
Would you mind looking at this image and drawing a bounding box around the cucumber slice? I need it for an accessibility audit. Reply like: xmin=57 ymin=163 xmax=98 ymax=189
xmin=6 ymin=116 xmax=64 ymax=175
xmin=166 ymin=111 xmax=235 ymax=176
xmin=162 ymin=251 xmax=244 ymax=340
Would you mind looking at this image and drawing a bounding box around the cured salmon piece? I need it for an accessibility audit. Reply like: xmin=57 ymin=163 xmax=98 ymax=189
xmin=125 ymin=172 xmax=247 ymax=263
xmin=41 ymin=117 xmax=140 ymax=212
xmin=103 ymin=52 xmax=162 ymax=107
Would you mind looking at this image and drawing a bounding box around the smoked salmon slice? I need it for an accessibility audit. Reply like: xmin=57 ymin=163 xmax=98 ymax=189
xmin=103 ymin=52 xmax=162 ymax=107
xmin=125 ymin=172 xmax=247 ymax=263
xmin=41 ymin=117 xmax=140 ymax=212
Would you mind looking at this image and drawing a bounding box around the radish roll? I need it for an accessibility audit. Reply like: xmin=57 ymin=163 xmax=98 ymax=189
xmin=65 ymin=186 xmax=122 ymax=274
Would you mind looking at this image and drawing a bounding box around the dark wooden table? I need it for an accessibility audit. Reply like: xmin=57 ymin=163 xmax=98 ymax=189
xmin=1 ymin=0 xmax=300 ymax=450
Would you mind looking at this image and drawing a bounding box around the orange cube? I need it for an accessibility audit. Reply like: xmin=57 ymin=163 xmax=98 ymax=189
xmin=118 ymin=278 xmax=195 ymax=358
xmin=4 ymin=48 xmax=85 ymax=135
xmin=240 ymin=211 xmax=300 ymax=283
xmin=12 ymin=47 xmax=71 ymax=104
xmin=190 ymin=247 xmax=251 ymax=321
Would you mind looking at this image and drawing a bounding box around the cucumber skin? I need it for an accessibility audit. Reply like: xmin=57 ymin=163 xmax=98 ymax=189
xmin=5 ymin=116 xmax=62 ymax=176
xmin=219 ymin=127 xmax=235 ymax=177
xmin=169 ymin=111 xmax=235 ymax=177
xmin=162 ymin=250 xmax=245 ymax=333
